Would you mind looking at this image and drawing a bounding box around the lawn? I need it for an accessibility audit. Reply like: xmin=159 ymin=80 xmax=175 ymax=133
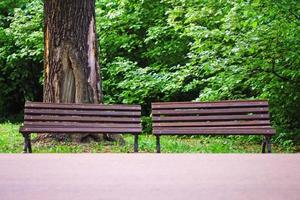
xmin=0 ymin=122 xmax=296 ymax=153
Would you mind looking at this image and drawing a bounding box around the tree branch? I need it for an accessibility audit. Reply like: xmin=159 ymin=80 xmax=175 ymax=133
xmin=271 ymin=58 xmax=293 ymax=82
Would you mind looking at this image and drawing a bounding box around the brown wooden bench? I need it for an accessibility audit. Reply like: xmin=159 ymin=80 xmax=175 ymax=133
xmin=152 ymin=100 xmax=276 ymax=153
xmin=19 ymin=102 xmax=142 ymax=153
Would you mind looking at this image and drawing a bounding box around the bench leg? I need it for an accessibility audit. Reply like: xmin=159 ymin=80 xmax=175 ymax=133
xmin=262 ymin=137 xmax=266 ymax=153
xmin=22 ymin=133 xmax=32 ymax=153
xmin=156 ymin=135 xmax=161 ymax=153
xmin=266 ymin=136 xmax=271 ymax=153
xmin=27 ymin=134 xmax=32 ymax=153
xmin=22 ymin=134 xmax=28 ymax=153
xmin=262 ymin=135 xmax=271 ymax=153
xmin=134 ymin=134 xmax=138 ymax=153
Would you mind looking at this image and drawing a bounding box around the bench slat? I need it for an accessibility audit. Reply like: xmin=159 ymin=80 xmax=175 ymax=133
xmin=25 ymin=102 xmax=141 ymax=111
xmin=154 ymin=126 xmax=273 ymax=130
xmin=25 ymin=109 xmax=140 ymax=117
xmin=20 ymin=127 xmax=141 ymax=133
xmin=152 ymin=100 xmax=268 ymax=109
xmin=24 ymin=115 xmax=140 ymax=123
xmin=152 ymin=107 xmax=268 ymax=116
xmin=152 ymin=114 xmax=270 ymax=122
xmin=152 ymin=99 xmax=267 ymax=104
xmin=24 ymin=122 xmax=141 ymax=128
xmin=153 ymin=120 xmax=271 ymax=127
xmin=153 ymin=128 xmax=275 ymax=135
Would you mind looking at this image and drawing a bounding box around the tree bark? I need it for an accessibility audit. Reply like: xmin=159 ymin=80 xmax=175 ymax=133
xmin=43 ymin=0 xmax=118 ymax=142
xmin=44 ymin=0 xmax=102 ymax=103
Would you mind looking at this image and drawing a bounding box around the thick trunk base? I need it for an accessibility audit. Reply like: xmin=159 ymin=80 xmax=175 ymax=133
xmin=35 ymin=133 xmax=125 ymax=145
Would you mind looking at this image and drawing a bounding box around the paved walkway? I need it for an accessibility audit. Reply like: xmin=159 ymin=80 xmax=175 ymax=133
xmin=0 ymin=154 xmax=299 ymax=200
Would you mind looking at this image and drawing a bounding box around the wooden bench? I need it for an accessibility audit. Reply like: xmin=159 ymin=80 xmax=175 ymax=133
xmin=152 ymin=100 xmax=276 ymax=153
xmin=19 ymin=102 xmax=142 ymax=153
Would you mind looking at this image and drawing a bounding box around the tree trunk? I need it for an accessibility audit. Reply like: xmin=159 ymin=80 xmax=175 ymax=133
xmin=43 ymin=0 xmax=121 ymax=142
xmin=44 ymin=0 xmax=102 ymax=104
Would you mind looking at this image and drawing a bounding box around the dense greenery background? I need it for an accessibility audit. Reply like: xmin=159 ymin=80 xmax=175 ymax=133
xmin=0 ymin=0 xmax=299 ymax=145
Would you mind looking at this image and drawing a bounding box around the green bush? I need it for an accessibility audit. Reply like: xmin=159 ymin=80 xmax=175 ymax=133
xmin=0 ymin=0 xmax=43 ymax=117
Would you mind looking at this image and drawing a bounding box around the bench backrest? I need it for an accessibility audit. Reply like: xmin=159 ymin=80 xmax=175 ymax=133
xmin=152 ymin=100 xmax=275 ymax=135
xmin=23 ymin=102 xmax=141 ymax=134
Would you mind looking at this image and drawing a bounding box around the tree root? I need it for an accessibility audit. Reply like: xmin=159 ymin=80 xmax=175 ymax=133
xmin=34 ymin=133 xmax=126 ymax=146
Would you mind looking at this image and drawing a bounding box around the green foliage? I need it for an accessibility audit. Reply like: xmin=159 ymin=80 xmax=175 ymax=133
xmin=0 ymin=0 xmax=43 ymax=116
xmin=180 ymin=0 xmax=300 ymax=139
xmin=97 ymin=0 xmax=191 ymax=105
xmin=0 ymin=0 xmax=299 ymax=143
xmin=98 ymin=0 xmax=300 ymax=143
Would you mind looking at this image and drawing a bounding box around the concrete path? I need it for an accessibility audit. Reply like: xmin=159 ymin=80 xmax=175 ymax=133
xmin=0 ymin=154 xmax=299 ymax=200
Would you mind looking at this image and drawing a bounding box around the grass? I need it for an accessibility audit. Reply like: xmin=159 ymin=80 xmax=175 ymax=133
xmin=0 ymin=122 xmax=296 ymax=153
